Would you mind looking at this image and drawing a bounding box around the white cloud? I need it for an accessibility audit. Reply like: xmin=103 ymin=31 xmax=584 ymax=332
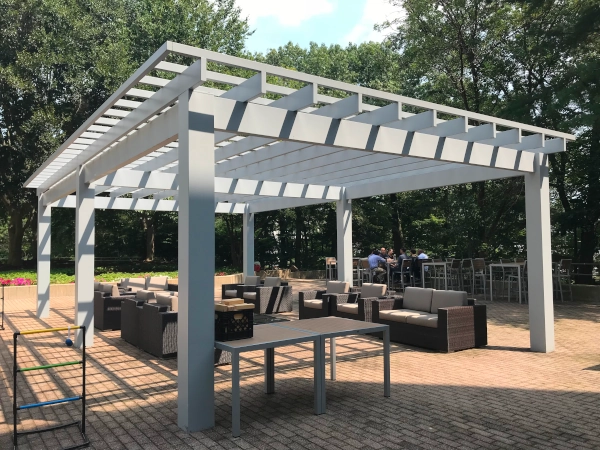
xmin=342 ymin=0 xmax=405 ymax=44
xmin=237 ymin=0 xmax=336 ymax=27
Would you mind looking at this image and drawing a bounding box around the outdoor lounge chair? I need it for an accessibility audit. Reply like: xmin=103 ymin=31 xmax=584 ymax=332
xmin=371 ymin=287 xmax=487 ymax=352
xmin=94 ymin=283 xmax=136 ymax=331
xmin=221 ymin=275 xmax=261 ymax=299
xmin=119 ymin=277 xmax=146 ymax=293
xmin=145 ymin=276 xmax=169 ymax=291
xmin=298 ymin=281 xmax=351 ymax=319
xmin=120 ymin=297 xmax=145 ymax=346
xmin=241 ymin=277 xmax=292 ymax=313
xmin=332 ymin=283 xmax=400 ymax=322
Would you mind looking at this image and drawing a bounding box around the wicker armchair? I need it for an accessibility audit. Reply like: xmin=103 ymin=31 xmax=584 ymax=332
xmin=299 ymin=281 xmax=353 ymax=319
xmin=241 ymin=283 xmax=293 ymax=313
xmin=94 ymin=283 xmax=136 ymax=331
xmin=121 ymin=298 xmax=145 ymax=347
xmin=221 ymin=275 xmax=261 ymax=299
xmin=332 ymin=283 xmax=400 ymax=322
xmin=139 ymin=303 xmax=178 ymax=358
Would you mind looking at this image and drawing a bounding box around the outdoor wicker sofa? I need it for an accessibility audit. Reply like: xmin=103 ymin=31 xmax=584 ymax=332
xmin=298 ymin=281 xmax=350 ymax=319
xmin=332 ymin=283 xmax=401 ymax=322
xmin=222 ymin=276 xmax=261 ymax=299
xmin=371 ymin=287 xmax=487 ymax=352
xmin=240 ymin=277 xmax=292 ymax=313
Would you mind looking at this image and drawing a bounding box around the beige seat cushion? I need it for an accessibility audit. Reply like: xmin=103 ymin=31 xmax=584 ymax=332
xmin=379 ymin=309 xmax=428 ymax=323
xmin=146 ymin=276 xmax=169 ymax=291
xmin=225 ymin=289 xmax=238 ymax=297
xmin=244 ymin=276 xmax=261 ymax=285
xmin=94 ymin=281 xmax=101 ymax=291
xmin=403 ymin=287 xmax=434 ymax=312
xmin=303 ymin=299 xmax=323 ymax=309
xmin=155 ymin=292 xmax=178 ymax=312
xmin=361 ymin=283 xmax=387 ymax=298
xmin=337 ymin=303 xmax=359 ymax=314
xmin=263 ymin=277 xmax=281 ymax=287
xmin=406 ymin=313 xmax=438 ymax=328
xmin=121 ymin=277 xmax=146 ymax=292
xmin=135 ymin=290 xmax=156 ymax=301
xmin=326 ymin=281 xmax=350 ymax=294
xmin=242 ymin=292 xmax=257 ymax=301
xmin=430 ymin=290 xmax=467 ymax=313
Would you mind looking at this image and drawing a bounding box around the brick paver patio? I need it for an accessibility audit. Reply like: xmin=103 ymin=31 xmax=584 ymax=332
xmin=1 ymin=280 xmax=599 ymax=449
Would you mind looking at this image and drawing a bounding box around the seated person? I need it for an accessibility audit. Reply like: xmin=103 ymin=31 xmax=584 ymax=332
xmin=368 ymin=249 xmax=391 ymax=283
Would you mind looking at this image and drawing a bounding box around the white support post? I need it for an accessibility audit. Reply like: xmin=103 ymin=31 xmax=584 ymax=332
xmin=37 ymin=196 xmax=51 ymax=318
xmin=336 ymin=188 xmax=353 ymax=283
xmin=75 ymin=166 xmax=95 ymax=347
xmin=525 ymin=153 xmax=554 ymax=352
xmin=243 ymin=206 xmax=255 ymax=278
xmin=177 ymin=89 xmax=215 ymax=432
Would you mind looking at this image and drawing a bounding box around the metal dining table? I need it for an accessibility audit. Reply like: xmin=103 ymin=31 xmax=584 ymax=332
xmin=488 ymin=263 xmax=525 ymax=303
xmin=215 ymin=317 xmax=390 ymax=437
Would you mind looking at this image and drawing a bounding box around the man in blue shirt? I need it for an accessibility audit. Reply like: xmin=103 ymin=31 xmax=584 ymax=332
xmin=368 ymin=249 xmax=390 ymax=283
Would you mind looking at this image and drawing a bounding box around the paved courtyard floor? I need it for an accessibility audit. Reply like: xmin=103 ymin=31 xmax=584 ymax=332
xmin=1 ymin=280 xmax=599 ymax=449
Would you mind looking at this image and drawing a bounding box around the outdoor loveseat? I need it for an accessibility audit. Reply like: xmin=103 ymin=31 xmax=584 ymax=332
xmin=120 ymin=292 xmax=230 ymax=363
xmin=371 ymin=287 xmax=487 ymax=352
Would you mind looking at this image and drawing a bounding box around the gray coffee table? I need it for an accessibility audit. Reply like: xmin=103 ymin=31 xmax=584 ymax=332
xmin=215 ymin=317 xmax=390 ymax=437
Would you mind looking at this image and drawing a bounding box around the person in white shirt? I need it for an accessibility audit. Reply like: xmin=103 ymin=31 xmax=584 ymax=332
xmin=417 ymin=249 xmax=429 ymax=259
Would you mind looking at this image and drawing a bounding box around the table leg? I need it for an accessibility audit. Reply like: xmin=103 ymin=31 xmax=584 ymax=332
xmin=264 ymin=347 xmax=275 ymax=394
xmin=444 ymin=264 xmax=448 ymax=290
xmin=232 ymin=352 xmax=241 ymax=437
xmin=489 ymin=266 xmax=493 ymax=302
xmin=330 ymin=337 xmax=336 ymax=381
xmin=383 ymin=327 xmax=390 ymax=398
xmin=518 ymin=265 xmax=522 ymax=304
xmin=314 ymin=337 xmax=326 ymax=414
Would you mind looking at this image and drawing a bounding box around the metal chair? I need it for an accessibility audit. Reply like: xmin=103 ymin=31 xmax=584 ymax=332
xmin=399 ymin=258 xmax=413 ymax=291
xmin=461 ymin=259 xmax=474 ymax=295
xmin=325 ymin=257 xmax=337 ymax=281
xmin=508 ymin=260 xmax=527 ymax=303
xmin=472 ymin=258 xmax=487 ymax=300
xmin=553 ymin=259 xmax=573 ymax=302
xmin=358 ymin=258 xmax=372 ymax=285
xmin=447 ymin=259 xmax=463 ymax=291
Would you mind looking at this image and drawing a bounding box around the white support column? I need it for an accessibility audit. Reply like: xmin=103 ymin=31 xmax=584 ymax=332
xmin=75 ymin=166 xmax=95 ymax=347
xmin=525 ymin=153 xmax=554 ymax=353
xmin=243 ymin=206 xmax=255 ymax=278
xmin=336 ymin=188 xmax=353 ymax=283
xmin=177 ymin=89 xmax=215 ymax=432
xmin=37 ymin=196 xmax=51 ymax=318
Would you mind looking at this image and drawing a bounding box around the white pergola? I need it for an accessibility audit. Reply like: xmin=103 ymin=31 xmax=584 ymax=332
xmin=25 ymin=42 xmax=574 ymax=432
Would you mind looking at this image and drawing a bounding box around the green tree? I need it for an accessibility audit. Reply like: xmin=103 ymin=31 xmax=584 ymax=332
xmin=0 ymin=0 xmax=250 ymax=267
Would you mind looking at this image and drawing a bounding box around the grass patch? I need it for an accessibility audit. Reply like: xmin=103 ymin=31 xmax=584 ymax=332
xmin=0 ymin=267 xmax=240 ymax=285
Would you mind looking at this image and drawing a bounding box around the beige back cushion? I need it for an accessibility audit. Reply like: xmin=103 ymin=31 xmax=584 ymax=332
xmin=263 ymin=277 xmax=281 ymax=287
xmin=146 ymin=276 xmax=168 ymax=291
xmin=94 ymin=281 xmax=100 ymax=291
xmin=135 ymin=290 xmax=156 ymax=301
xmin=155 ymin=292 xmax=178 ymax=312
xmin=361 ymin=283 xmax=387 ymax=298
xmin=326 ymin=281 xmax=350 ymax=294
xmin=430 ymin=290 xmax=467 ymax=313
xmin=403 ymin=287 xmax=434 ymax=312
xmin=245 ymin=275 xmax=261 ymax=285
xmin=100 ymin=283 xmax=119 ymax=297
xmin=121 ymin=277 xmax=146 ymax=292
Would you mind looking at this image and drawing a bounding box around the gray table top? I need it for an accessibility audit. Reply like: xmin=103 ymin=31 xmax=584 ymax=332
xmin=274 ymin=317 xmax=388 ymax=337
xmin=215 ymin=323 xmax=318 ymax=352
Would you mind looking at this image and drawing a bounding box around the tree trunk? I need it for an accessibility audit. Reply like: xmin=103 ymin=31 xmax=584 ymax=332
xmin=389 ymin=194 xmax=404 ymax=254
xmin=146 ymin=216 xmax=155 ymax=262
xmin=7 ymin=210 xmax=24 ymax=267
xmin=294 ymin=209 xmax=303 ymax=269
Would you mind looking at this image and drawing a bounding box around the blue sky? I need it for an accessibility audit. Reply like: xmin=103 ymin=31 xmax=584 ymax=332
xmin=236 ymin=0 xmax=405 ymax=54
